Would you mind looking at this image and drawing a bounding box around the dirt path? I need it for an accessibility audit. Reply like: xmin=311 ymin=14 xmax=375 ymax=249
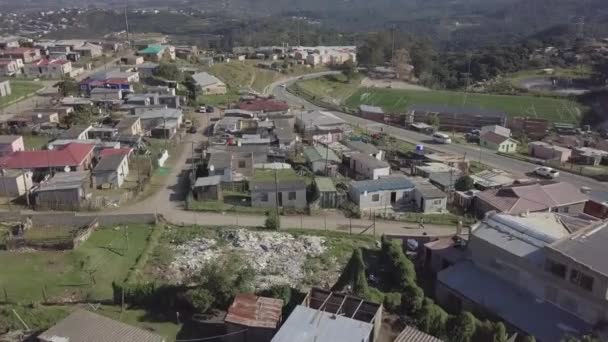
xmin=361 ymin=78 xmax=430 ymax=91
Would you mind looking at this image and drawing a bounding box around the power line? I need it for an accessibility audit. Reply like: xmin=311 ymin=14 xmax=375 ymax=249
xmin=175 ymin=329 xmax=248 ymax=342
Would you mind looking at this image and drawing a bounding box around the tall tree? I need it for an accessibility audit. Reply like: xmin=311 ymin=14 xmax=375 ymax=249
xmin=56 ymin=76 xmax=79 ymax=97
xmin=448 ymin=312 xmax=477 ymax=342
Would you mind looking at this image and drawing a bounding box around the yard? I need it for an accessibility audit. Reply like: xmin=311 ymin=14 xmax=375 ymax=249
xmin=0 ymin=224 xmax=156 ymax=303
xmin=22 ymin=134 xmax=53 ymax=149
xmin=345 ymin=87 xmax=583 ymax=123
xmin=0 ymin=81 xmax=44 ymax=108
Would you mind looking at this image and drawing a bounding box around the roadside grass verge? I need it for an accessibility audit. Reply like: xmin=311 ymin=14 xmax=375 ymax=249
xmin=0 ymin=81 xmax=44 ymax=108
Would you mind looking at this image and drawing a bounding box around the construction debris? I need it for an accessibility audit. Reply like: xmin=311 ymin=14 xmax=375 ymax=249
xmin=170 ymin=229 xmax=326 ymax=288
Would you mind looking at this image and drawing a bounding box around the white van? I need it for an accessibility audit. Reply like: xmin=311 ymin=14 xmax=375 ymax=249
xmin=432 ymin=132 xmax=452 ymax=144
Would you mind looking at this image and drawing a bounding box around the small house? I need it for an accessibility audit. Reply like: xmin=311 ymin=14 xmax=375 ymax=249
xmin=343 ymin=140 xmax=383 ymax=160
xmin=38 ymin=309 xmax=165 ymax=342
xmin=92 ymin=152 xmax=130 ymax=189
xmin=0 ymin=135 xmax=24 ymax=156
xmin=479 ymin=132 xmax=519 ymax=153
xmin=349 ymin=175 xmax=415 ymax=212
xmin=34 ymin=171 xmax=89 ymax=210
xmin=481 ymin=125 xmax=511 ymax=137
xmin=250 ymin=169 xmax=307 ymax=209
xmin=192 ymin=175 xmax=223 ymax=201
xmin=0 ymin=143 xmax=94 ymax=173
xmin=413 ymin=181 xmax=448 ymax=214
xmin=191 ymin=72 xmax=227 ymax=95
xmin=572 ymin=147 xmax=608 ymax=166
xmin=115 ymin=116 xmax=143 ymax=136
xmin=0 ymin=169 xmax=33 ymax=197
xmin=349 ymin=152 xmax=390 ymax=180
xmin=60 ymin=125 xmax=92 ymax=140
xmin=224 ymin=294 xmax=283 ymax=342
xmin=528 ymin=141 xmax=571 ymax=162
xmin=90 ymin=87 xmax=123 ymax=101
xmin=315 ymin=177 xmax=338 ymax=208
xmin=303 ymin=146 xmax=341 ymax=176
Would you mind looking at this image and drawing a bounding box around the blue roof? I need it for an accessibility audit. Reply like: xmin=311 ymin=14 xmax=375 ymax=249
xmin=351 ymin=175 xmax=414 ymax=193
xmin=438 ymin=262 xmax=591 ymax=342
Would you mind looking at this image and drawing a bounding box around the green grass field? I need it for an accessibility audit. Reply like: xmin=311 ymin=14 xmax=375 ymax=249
xmin=345 ymin=87 xmax=583 ymax=123
xmin=0 ymin=81 xmax=44 ymax=108
xmin=22 ymin=135 xmax=52 ymax=150
xmin=295 ymin=74 xmax=363 ymax=104
xmin=0 ymin=225 xmax=155 ymax=303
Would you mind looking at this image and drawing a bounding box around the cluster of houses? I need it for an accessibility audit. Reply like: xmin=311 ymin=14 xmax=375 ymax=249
xmin=0 ymin=38 xmax=107 ymax=78
xmin=0 ymin=60 xmax=185 ymax=209
xmin=229 ymin=45 xmax=357 ymax=67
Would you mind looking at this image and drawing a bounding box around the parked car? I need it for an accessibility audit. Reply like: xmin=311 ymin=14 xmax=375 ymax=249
xmin=184 ymin=119 xmax=193 ymax=129
xmin=432 ymin=132 xmax=452 ymax=144
xmin=197 ymin=106 xmax=207 ymax=113
xmin=206 ymin=106 xmax=214 ymax=113
xmin=188 ymin=126 xmax=197 ymax=134
xmin=534 ymin=166 xmax=559 ymax=179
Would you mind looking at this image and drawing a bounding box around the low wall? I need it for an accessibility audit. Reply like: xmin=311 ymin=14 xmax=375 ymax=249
xmin=0 ymin=211 xmax=157 ymax=228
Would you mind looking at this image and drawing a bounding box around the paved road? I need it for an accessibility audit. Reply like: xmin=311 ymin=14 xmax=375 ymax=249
xmin=270 ymin=72 xmax=608 ymax=192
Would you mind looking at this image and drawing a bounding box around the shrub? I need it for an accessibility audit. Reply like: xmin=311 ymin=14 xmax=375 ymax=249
xmin=265 ymin=210 xmax=281 ymax=230
xmin=182 ymin=288 xmax=213 ymax=313
xmin=333 ymin=248 xmax=368 ymax=293
xmin=364 ymin=287 xmax=385 ymax=304
xmin=402 ymin=281 xmax=425 ymax=314
xmin=416 ymin=298 xmax=448 ymax=338
xmin=381 ymin=237 xmax=416 ymax=290
xmin=455 ymin=175 xmax=475 ymax=191
xmin=264 ymin=285 xmax=292 ymax=306
xmin=383 ymin=292 xmax=402 ymax=312
xmin=448 ymin=311 xmax=478 ymax=342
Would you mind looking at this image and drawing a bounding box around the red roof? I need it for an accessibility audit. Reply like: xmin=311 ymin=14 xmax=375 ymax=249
xmin=238 ymin=98 xmax=289 ymax=112
xmin=0 ymin=143 xmax=94 ymax=169
xmin=0 ymin=47 xmax=36 ymax=54
xmin=99 ymin=148 xmax=133 ymax=158
xmin=224 ymin=294 xmax=283 ymax=329
xmin=36 ymin=59 xmax=70 ymax=66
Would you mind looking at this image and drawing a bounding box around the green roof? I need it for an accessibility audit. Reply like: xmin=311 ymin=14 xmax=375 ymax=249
xmin=138 ymin=45 xmax=166 ymax=54
xmin=315 ymin=177 xmax=336 ymax=192
xmin=253 ymin=168 xmax=299 ymax=182
xmin=303 ymin=146 xmax=340 ymax=163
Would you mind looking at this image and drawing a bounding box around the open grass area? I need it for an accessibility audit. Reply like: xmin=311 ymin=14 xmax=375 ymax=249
xmin=0 ymin=224 xmax=156 ymax=303
xmin=0 ymin=81 xmax=44 ymax=108
xmin=345 ymin=87 xmax=584 ymax=123
xmin=22 ymin=134 xmax=52 ymax=150
xmin=0 ymin=304 xmax=181 ymax=341
xmin=204 ymin=61 xmax=282 ymax=93
xmin=293 ymin=74 xmax=363 ymax=105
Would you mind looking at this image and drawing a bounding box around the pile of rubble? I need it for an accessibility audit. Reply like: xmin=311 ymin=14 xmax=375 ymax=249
xmin=170 ymin=229 xmax=326 ymax=288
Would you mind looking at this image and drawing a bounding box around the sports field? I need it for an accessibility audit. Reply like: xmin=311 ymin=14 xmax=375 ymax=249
xmin=345 ymin=88 xmax=583 ymax=123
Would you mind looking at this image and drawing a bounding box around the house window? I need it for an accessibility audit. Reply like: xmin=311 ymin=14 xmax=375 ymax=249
xmin=545 ymin=259 xmax=567 ymax=279
xmin=238 ymin=160 xmax=246 ymax=168
xmin=570 ymin=270 xmax=594 ymax=292
xmin=372 ymin=194 xmax=380 ymax=202
xmin=288 ymin=192 xmax=297 ymax=200
xmin=433 ymin=199 xmax=442 ymax=205
xmin=260 ymin=192 xmax=269 ymax=202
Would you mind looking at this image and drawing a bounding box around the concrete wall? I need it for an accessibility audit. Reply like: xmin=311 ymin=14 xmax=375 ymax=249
xmin=251 ymin=188 xmax=307 ymax=209
xmin=349 ymin=157 xmax=390 ymax=180
xmin=352 ymin=188 xmax=414 ymax=212
xmin=414 ymin=191 xmax=447 ymax=214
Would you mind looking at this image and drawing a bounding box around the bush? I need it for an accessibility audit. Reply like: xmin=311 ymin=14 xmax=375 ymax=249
xmin=402 ymin=281 xmax=425 ymax=314
xmin=264 ymin=285 xmax=292 ymax=306
xmin=455 ymin=175 xmax=475 ymax=191
xmin=265 ymin=210 xmax=281 ymax=230
xmin=383 ymin=292 xmax=402 ymax=312
xmin=333 ymin=248 xmax=368 ymax=293
xmin=182 ymin=288 xmax=213 ymax=313
xmin=381 ymin=237 xmax=416 ymax=290
xmin=416 ymin=298 xmax=448 ymax=338
xmin=364 ymin=287 xmax=385 ymax=304
xmin=448 ymin=311 xmax=478 ymax=342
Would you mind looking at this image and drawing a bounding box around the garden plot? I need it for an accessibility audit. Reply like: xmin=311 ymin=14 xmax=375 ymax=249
xmin=170 ymin=229 xmax=326 ymax=288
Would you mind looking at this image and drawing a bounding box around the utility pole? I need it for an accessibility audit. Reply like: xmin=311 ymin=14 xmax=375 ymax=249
xmin=21 ymin=169 xmax=30 ymax=207
xmin=124 ymin=0 xmax=130 ymax=44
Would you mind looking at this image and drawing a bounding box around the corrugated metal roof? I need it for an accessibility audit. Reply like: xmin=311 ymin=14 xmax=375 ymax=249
xmin=271 ymin=305 xmax=373 ymax=342
xmin=394 ymin=326 xmax=443 ymax=342
xmin=343 ymin=140 xmax=379 ymax=155
xmin=194 ymin=175 xmax=222 ymax=187
xmin=351 ymin=175 xmax=414 ymax=194
xmin=225 ymin=293 xmax=283 ymax=329
xmin=549 ymin=222 xmax=608 ymax=276
xmin=315 ymin=177 xmax=336 ymax=192
xmin=93 ymin=153 xmax=127 ymax=172
xmin=38 ymin=310 xmax=165 ymax=342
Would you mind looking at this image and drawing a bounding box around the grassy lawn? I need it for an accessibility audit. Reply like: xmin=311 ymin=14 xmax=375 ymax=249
xmin=196 ymin=93 xmax=241 ymax=107
xmin=22 ymin=134 xmax=52 ymax=150
xmin=508 ymin=66 xmax=592 ymax=86
xmin=294 ymin=74 xmax=363 ymax=104
xmin=204 ymin=61 xmax=282 ymax=93
xmin=345 ymin=87 xmax=583 ymax=123
xmin=0 ymin=225 xmax=155 ymax=303
xmin=0 ymin=81 xmax=44 ymax=108
xmin=0 ymin=304 xmax=181 ymax=341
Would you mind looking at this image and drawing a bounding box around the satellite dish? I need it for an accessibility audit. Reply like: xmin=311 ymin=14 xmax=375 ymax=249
xmin=209 ymin=165 xmax=215 ymax=172
xmin=64 ymin=166 xmax=71 ymax=172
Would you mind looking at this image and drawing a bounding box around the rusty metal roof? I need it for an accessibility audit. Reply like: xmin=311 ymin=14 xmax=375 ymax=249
xmin=225 ymin=293 xmax=283 ymax=329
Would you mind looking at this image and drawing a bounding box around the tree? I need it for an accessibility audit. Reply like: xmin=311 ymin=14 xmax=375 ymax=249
xmin=392 ymin=48 xmax=413 ymax=80
xmin=455 ymin=175 xmax=475 ymax=191
xmin=56 ymin=76 xmax=79 ymax=97
xmin=383 ymin=292 xmax=402 ymax=312
xmin=184 ymin=75 xmax=200 ymax=104
xmin=426 ymin=114 xmax=440 ymax=128
xmin=381 ymin=238 xmax=416 ymax=289
xmin=416 ymin=298 xmax=448 ymax=338
xmin=352 ymin=248 xmax=369 ymax=296
xmin=182 ymin=288 xmax=213 ymax=313
xmin=410 ymin=39 xmax=434 ymax=78
xmin=518 ymin=336 xmax=536 ymax=342
xmin=402 ymin=282 xmax=425 ymax=314
xmin=154 ymin=63 xmax=183 ymax=81
xmin=265 ymin=210 xmax=281 ymax=230
xmin=473 ymin=320 xmax=507 ymax=342
xmin=448 ymin=312 xmax=477 ymax=342
xmin=341 ymin=60 xmax=357 ymax=82
xmin=193 ymin=254 xmax=255 ymax=309
xmin=592 ymin=57 xmax=608 ymax=85
xmin=61 ymin=105 xmax=97 ymax=127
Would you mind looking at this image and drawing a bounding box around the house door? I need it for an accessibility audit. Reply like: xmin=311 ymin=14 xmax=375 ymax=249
xmin=391 ymin=192 xmax=397 ymax=204
xmin=278 ymin=192 xmax=283 ymax=207
xmin=420 ymin=199 xmax=425 ymax=212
